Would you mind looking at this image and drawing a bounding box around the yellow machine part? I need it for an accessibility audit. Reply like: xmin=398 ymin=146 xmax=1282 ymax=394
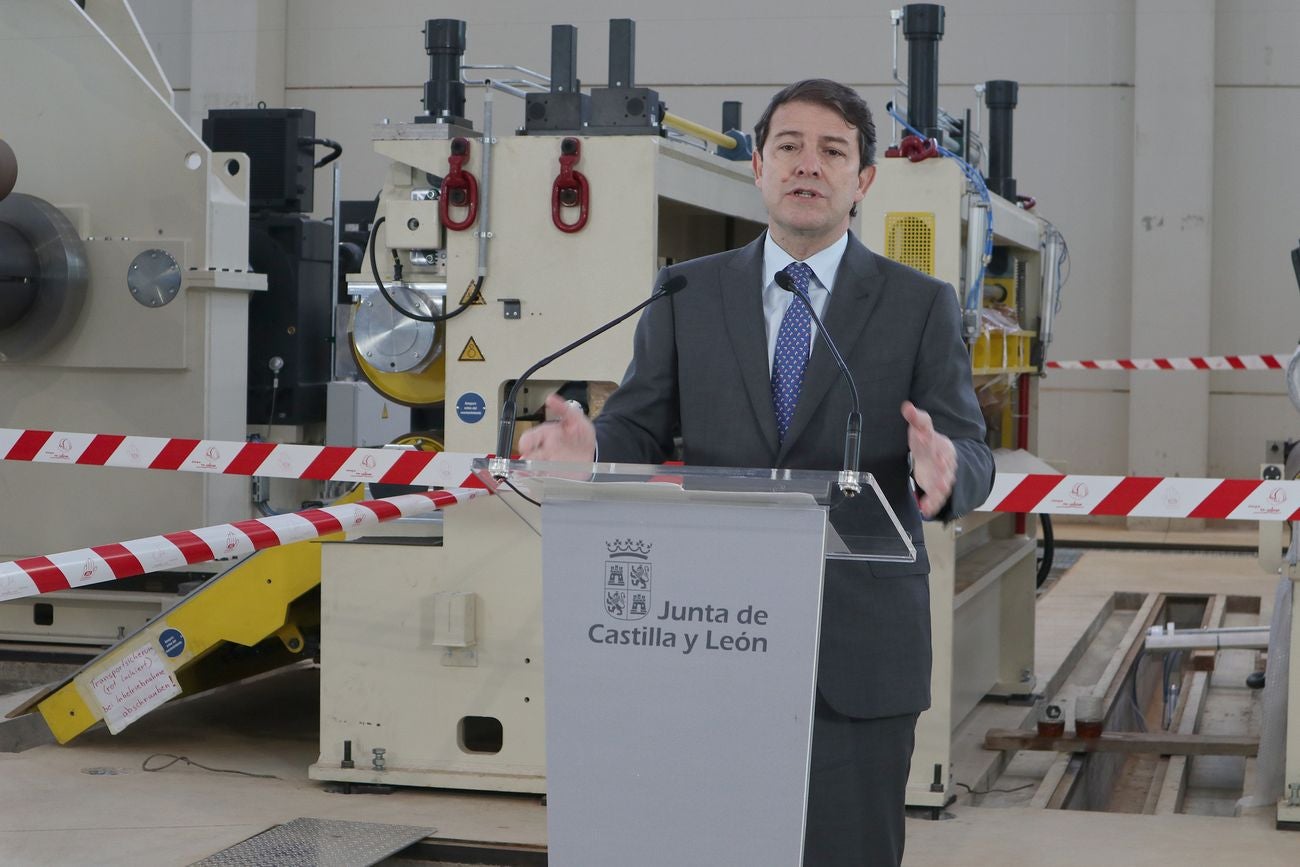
xmin=32 ymin=538 xmax=333 ymax=743
xmin=884 ymin=211 xmax=936 ymax=276
xmin=351 ymin=327 xmax=447 ymax=408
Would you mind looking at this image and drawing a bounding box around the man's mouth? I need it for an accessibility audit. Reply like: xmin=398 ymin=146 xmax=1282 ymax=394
xmin=788 ymin=189 xmax=821 ymax=199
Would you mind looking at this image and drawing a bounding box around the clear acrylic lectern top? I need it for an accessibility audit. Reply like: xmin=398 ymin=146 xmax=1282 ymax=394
xmin=472 ymin=459 xmax=916 ymax=563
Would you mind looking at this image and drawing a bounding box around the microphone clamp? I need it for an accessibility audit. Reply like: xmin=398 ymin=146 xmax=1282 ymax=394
xmin=837 ymin=469 xmax=863 ymax=498
xmin=488 ymin=455 xmax=512 ymax=482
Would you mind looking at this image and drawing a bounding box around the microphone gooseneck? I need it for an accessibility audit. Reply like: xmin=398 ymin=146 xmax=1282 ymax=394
xmin=774 ymin=269 xmax=864 ymax=496
xmin=491 ymin=274 xmax=688 ymax=479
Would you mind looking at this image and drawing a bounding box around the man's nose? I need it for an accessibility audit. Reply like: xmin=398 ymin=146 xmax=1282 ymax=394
xmin=795 ymin=153 xmax=821 ymax=176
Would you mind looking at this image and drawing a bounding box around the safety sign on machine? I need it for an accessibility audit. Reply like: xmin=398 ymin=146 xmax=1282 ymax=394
xmin=456 ymin=393 xmax=487 ymax=424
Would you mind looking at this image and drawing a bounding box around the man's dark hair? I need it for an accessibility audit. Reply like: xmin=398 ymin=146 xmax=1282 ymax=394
xmin=753 ymin=79 xmax=877 ymax=169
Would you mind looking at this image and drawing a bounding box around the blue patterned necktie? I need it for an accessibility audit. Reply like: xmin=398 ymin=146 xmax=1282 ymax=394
xmin=771 ymin=261 xmax=815 ymax=443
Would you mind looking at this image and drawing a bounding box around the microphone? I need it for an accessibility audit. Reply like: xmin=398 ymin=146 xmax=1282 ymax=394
xmin=774 ymin=269 xmax=864 ymax=497
xmin=490 ymin=273 xmax=689 ymax=479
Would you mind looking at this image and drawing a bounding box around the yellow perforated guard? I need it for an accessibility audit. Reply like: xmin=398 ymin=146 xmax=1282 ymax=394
xmin=884 ymin=212 xmax=936 ymax=275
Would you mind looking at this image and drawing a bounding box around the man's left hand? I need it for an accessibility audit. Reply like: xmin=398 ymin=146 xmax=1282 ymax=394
xmin=902 ymin=401 xmax=957 ymax=519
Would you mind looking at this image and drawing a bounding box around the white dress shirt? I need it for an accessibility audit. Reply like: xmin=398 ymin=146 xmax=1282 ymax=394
xmin=761 ymin=231 xmax=849 ymax=374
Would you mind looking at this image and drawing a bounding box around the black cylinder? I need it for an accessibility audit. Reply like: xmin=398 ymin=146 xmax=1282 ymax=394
xmin=985 ymin=79 xmax=1019 ymax=201
xmin=903 ymin=4 xmax=945 ymax=141
xmin=422 ymin=19 xmax=467 ymax=124
xmin=0 ymin=221 xmax=38 ymax=328
xmin=722 ymin=100 xmax=742 ymax=133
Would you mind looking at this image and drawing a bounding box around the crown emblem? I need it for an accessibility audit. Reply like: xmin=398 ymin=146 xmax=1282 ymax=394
xmin=606 ymin=538 xmax=652 ymax=557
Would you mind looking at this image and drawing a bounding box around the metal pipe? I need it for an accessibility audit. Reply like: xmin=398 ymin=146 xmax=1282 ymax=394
xmin=477 ymin=86 xmax=494 ymax=279
xmin=1144 ymin=629 xmax=1269 ymax=652
xmin=329 ymin=163 xmax=340 ymax=382
xmin=1039 ymin=228 xmax=1062 ymax=348
xmin=462 ymin=63 xmax=551 ymax=84
xmin=664 ymin=132 xmax=710 ymax=153
xmin=421 ymin=19 xmax=467 ymax=125
xmin=963 ymin=198 xmax=989 ymax=333
xmin=985 ymin=79 xmax=1019 ymax=201
xmin=889 ymin=9 xmax=906 ymax=145
xmin=462 ymin=79 xmax=532 ymax=99
xmin=902 ymin=4 xmax=945 ymax=141
xmin=662 ymin=112 xmax=737 ymax=150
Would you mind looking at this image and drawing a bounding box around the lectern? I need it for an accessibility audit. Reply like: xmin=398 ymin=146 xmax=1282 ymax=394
xmin=474 ymin=460 xmax=914 ymax=867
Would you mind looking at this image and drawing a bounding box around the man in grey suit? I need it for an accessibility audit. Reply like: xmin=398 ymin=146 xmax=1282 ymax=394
xmin=521 ymin=79 xmax=994 ymax=866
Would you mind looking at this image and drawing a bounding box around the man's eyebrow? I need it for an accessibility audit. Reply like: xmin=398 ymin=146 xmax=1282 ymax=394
xmin=771 ymin=130 xmax=853 ymax=147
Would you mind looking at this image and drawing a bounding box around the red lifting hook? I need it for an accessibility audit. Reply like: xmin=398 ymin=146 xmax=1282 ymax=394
xmin=440 ymin=137 xmax=479 ymax=231
xmin=552 ymin=137 xmax=590 ymax=233
xmin=898 ymin=134 xmax=940 ymax=163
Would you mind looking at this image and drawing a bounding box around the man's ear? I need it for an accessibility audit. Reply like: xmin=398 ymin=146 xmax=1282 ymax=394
xmin=752 ymin=149 xmax=763 ymax=187
xmin=855 ymin=164 xmax=876 ymax=203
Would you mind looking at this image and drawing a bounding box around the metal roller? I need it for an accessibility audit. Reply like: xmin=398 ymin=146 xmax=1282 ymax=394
xmin=0 ymin=137 xmax=16 ymax=202
xmin=0 ymin=192 xmax=89 ymax=361
xmin=348 ymin=283 xmax=447 ymax=407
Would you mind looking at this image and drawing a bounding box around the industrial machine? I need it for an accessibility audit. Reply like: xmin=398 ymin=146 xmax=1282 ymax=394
xmin=310 ymin=17 xmax=766 ymax=791
xmin=0 ymin=1 xmax=262 ymax=563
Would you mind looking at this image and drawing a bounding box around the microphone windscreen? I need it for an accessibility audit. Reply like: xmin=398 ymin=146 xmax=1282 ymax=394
xmin=774 ymin=270 xmax=795 ymax=293
xmin=659 ymin=274 xmax=688 ymax=296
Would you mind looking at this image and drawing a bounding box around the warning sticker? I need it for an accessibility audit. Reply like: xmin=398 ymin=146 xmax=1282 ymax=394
xmin=458 ymin=337 xmax=485 ymax=362
xmin=460 ymin=280 xmax=487 ymax=305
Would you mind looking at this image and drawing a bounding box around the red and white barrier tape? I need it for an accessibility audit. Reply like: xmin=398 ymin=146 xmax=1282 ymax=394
xmin=0 ymin=486 xmax=488 ymax=603
xmin=980 ymin=474 xmax=1298 ymax=521
xmin=1046 ymin=353 xmax=1287 ymax=371
xmin=0 ymin=428 xmax=485 ymax=488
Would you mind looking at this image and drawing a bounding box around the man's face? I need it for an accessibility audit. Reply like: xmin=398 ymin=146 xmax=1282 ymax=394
xmin=752 ymin=100 xmax=875 ymax=249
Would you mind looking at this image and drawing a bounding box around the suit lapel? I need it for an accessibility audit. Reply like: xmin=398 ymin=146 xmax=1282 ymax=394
xmin=721 ymin=235 xmax=780 ymax=458
xmin=777 ymin=234 xmax=884 ymax=462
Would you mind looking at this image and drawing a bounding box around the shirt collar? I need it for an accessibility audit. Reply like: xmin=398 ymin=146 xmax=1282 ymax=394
xmin=762 ymin=230 xmax=850 ymax=293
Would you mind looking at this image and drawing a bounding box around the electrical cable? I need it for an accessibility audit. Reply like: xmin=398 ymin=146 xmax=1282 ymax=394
xmin=503 ymin=477 xmax=541 ymax=508
xmin=956 ymin=781 xmax=1035 ymax=796
xmin=265 ymin=380 xmax=278 ymax=441
xmin=367 ymin=216 xmax=483 ymax=323
xmin=886 ymin=105 xmax=993 ymax=316
xmin=1036 ymin=513 xmax=1054 ymax=588
xmin=142 ymin=753 xmax=279 ymax=779
xmin=1161 ymin=649 xmax=1184 ymax=729
xmin=1129 ymin=648 xmax=1149 ymax=732
xmin=302 ymin=136 xmax=342 ymax=169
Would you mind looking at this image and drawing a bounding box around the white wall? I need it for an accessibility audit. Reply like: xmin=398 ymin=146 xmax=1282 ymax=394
xmin=124 ymin=0 xmax=1300 ymax=479
xmin=129 ymin=0 xmax=193 ymax=119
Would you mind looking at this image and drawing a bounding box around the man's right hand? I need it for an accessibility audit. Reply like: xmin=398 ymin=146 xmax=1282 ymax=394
xmin=517 ymin=393 xmax=597 ymax=462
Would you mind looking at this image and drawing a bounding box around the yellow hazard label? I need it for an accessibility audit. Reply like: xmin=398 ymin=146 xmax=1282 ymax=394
xmin=460 ymin=280 xmax=487 ymax=305
xmin=458 ymin=336 xmax=486 ymax=362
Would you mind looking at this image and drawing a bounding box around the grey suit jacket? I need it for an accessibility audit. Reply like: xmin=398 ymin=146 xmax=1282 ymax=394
xmin=594 ymin=231 xmax=994 ymax=719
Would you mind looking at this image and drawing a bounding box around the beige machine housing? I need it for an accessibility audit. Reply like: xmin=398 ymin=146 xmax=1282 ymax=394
xmin=0 ymin=0 xmax=263 ymax=563
xmin=311 ymin=126 xmax=765 ymax=790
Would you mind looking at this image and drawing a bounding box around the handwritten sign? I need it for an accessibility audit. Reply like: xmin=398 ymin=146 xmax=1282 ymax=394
xmin=88 ymin=643 xmax=181 ymax=734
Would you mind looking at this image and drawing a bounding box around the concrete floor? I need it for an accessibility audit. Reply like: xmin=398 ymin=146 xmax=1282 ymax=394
xmin=1 ymin=531 xmax=1298 ymax=865
xmin=0 ymin=666 xmax=547 ymax=865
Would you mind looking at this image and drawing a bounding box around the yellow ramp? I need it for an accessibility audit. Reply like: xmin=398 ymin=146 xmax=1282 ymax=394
xmin=18 ymin=539 xmax=328 ymax=743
